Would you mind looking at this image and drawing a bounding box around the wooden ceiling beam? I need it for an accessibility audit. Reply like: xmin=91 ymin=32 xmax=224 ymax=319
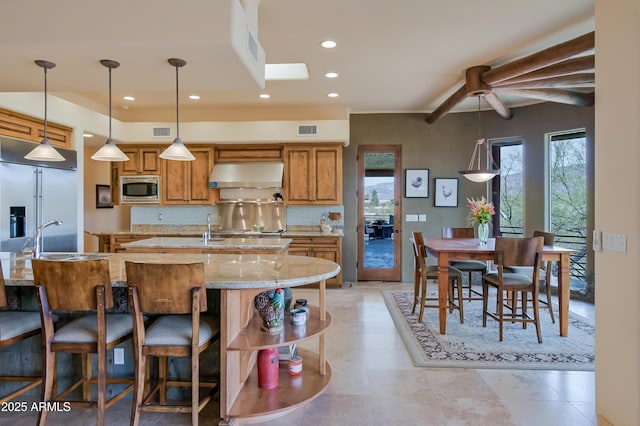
xmin=483 ymin=92 xmax=513 ymax=119
xmin=493 ymin=73 xmax=595 ymax=89
xmin=425 ymin=84 xmax=468 ymax=124
xmin=495 ymin=55 xmax=594 ymax=85
xmin=482 ymin=31 xmax=595 ymax=85
xmin=493 ymin=88 xmax=594 ymax=106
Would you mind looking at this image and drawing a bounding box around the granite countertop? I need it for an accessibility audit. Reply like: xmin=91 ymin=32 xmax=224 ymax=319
xmin=1 ymin=252 xmax=340 ymax=290
xmin=121 ymin=237 xmax=292 ymax=250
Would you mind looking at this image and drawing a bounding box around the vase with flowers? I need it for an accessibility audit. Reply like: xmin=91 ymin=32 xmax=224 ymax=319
xmin=467 ymin=197 xmax=495 ymax=245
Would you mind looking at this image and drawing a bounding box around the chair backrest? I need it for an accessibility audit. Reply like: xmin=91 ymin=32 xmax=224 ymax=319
xmin=0 ymin=262 xmax=6 ymax=307
xmin=125 ymin=262 xmax=206 ymax=314
xmin=494 ymin=237 xmax=544 ymax=267
xmin=533 ymin=230 xmax=554 ymax=246
xmin=442 ymin=227 xmax=474 ymax=238
xmin=411 ymin=231 xmax=427 ymax=269
xmin=31 ymin=258 xmax=113 ymax=311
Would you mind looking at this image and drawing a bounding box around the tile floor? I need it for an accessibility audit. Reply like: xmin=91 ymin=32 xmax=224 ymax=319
xmin=0 ymin=282 xmax=596 ymax=426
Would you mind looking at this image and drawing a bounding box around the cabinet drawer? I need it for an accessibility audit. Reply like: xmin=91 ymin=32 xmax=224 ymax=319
xmin=289 ymin=237 xmax=340 ymax=246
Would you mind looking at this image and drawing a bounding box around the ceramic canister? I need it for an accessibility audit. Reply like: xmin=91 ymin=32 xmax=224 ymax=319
xmin=290 ymin=308 xmax=307 ymax=326
xmin=294 ymin=299 xmax=310 ymax=319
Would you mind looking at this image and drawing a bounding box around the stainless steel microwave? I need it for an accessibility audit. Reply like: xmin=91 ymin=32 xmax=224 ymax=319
xmin=121 ymin=175 xmax=160 ymax=204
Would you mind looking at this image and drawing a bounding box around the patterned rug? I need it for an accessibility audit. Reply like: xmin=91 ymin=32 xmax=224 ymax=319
xmin=383 ymin=290 xmax=594 ymax=370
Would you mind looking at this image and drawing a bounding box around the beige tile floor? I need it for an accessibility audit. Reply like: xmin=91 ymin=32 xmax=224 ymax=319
xmin=0 ymin=282 xmax=596 ymax=426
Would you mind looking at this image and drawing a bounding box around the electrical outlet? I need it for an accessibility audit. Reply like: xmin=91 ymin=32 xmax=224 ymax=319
xmin=157 ymin=213 xmax=163 ymax=222
xmin=114 ymin=348 xmax=125 ymax=365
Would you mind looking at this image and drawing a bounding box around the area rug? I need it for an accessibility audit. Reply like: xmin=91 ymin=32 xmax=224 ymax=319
xmin=383 ymin=290 xmax=594 ymax=370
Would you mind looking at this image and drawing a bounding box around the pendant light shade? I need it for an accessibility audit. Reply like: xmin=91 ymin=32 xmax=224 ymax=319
xmin=458 ymin=96 xmax=500 ymax=183
xmin=25 ymin=60 xmax=65 ymax=162
xmin=160 ymin=58 xmax=195 ymax=161
xmin=91 ymin=59 xmax=130 ymax=162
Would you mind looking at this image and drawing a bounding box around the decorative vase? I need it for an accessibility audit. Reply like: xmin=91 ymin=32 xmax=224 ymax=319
xmin=254 ymin=289 xmax=285 ymax=334
xmin=477 ymin=222 xmax=489 ymax=245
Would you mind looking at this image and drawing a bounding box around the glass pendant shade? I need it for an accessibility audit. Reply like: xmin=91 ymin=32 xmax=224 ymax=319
xmin=92 ymin=59 xmax=129 ymax=162
xmin=160 ymin=58 xmax=195 ymax=161
xmin=25 ymin=60 xmax=65 ymax=162
xmin=160 ymin=137 xmax=195 ymax=161
xmin=458 ymin=96 xmax=500 ymax=183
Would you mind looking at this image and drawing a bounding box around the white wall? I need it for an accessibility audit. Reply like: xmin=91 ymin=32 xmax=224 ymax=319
xmin=595 ymin=0 xmax=640 ymax=424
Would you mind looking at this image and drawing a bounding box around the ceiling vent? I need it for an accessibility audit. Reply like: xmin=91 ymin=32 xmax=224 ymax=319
xmin=297 ymin=124 xmax=318 ymax=136
xmin=152 ymin=127 xmax=171 ymax=138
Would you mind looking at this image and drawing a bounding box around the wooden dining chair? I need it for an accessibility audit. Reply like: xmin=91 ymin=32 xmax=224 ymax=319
xmin=0 ymin=262 xmax=43 ymax=403
xmin=441 ymin=227 xmax=487 ymax=301
xmin=411 ymin=231 xmax=464 ymax=323
xmin=504 ymin=231 xmax=556 ymax=323
xmin=482 ymin=236 xmax=544 ymax=343
xmin=32 ymin=258 xmax=134 ymax=426
xmin=125 ymin=261 xmax=220 ymax=426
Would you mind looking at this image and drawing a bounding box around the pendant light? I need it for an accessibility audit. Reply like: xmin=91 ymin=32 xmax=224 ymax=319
xmin=24 ymin=60 xmax=65 ymax=162
xmin=91 ymin=59 xmax=130 ymax=162
xmin=159 ymin=58 xmax=195 ymax=161
xmin=458 ymin=96 xmax=500 ymax=183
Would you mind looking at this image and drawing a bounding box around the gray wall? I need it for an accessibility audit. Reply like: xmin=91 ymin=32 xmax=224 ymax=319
xmin=343 ymin=102 xmax=595 ymax=283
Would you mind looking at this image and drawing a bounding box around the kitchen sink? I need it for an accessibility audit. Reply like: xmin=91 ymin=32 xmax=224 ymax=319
xmin=38 ymin=254 xmax=108 ymax=261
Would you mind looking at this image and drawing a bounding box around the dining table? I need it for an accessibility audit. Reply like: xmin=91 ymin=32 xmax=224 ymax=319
xmin=424 ymin=237 xmax=576 ymax=337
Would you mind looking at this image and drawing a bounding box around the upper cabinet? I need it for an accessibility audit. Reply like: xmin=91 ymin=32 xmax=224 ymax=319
xmin=119 ymin=146 xmax=161 ymax=175
xmin=0 ymin=107 xmax=72 ymax=148
xmin=161 ymin=146 xmax=218 ymax=205
xmin=283 ymin=144 xmax=343 ymax=205
xmin=215 ymin=144 xmax=283 ymax=162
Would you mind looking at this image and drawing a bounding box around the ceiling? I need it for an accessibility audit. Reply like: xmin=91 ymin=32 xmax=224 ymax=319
xmin=0 ymin=0 xmax=594 ymax=124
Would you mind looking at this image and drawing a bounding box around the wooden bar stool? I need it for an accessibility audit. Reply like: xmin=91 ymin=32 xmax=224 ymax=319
xmin=32 ymin=258 xmax=134 ymax=426
xmin=411 ymin=231 xmax=464 ymax=323
xmin=125 ymin=261 xmax=220 ymax=426
xmin=0 ymin=262 xmax=43 ymax=403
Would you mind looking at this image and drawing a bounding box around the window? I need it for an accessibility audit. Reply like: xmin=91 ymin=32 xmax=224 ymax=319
xmin=491 ymin=140 xmax=524 ymax=237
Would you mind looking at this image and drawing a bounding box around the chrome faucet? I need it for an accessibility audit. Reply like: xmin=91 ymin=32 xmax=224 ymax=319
xmin=33 ymin=219 xmax=62 ymax=259
xmin=207 ymin=213 xmax=211 ymax=236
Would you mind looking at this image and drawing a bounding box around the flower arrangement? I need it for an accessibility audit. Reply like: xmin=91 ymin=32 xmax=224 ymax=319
xmin=467 ymin=196 xmax=495 ymax=224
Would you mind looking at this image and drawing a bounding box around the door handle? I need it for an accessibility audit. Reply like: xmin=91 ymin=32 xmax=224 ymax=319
xmin=394 ymin=201 xmax=400 ymax=206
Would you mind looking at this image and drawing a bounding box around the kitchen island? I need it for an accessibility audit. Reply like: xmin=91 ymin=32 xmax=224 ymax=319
xmin=2 ymin=252 xmax=339 ymax=425
xmin=121 ymin=236 xmax=292 ymax=254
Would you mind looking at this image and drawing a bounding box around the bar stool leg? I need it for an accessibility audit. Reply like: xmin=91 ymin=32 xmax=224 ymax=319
xmin=159 ymin=356 xmax=168 ymax=405
xmin=38 ymin=349 xmax=56 ymax=426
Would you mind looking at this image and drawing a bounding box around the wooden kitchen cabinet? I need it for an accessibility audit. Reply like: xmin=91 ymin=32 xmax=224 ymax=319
xmin=288 ymin=236 xmax=342 ymax=287
xmin=0 ymin=107 xmax=72 ymax=148
xmin=161 ymin=146 xmax=219 ymax=205
xmin=119 ymin=146 xmax=161 ymax=175
xmin=283 ymin=144 xmax=342 ymax=205
xmin=215 ymin=144 xmax=283 ymax=162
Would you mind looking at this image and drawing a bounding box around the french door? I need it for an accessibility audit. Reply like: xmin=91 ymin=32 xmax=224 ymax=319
xmin=357 ymin=145 xmax=402 ymax=281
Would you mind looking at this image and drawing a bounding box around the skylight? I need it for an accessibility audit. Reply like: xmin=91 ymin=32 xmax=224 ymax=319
xmin=265 ymin=63 xmax=309 ymax=81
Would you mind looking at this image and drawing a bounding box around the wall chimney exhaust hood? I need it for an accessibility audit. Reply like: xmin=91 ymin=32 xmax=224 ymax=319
xmin=209 ymin=162 xmax=284 ymax=188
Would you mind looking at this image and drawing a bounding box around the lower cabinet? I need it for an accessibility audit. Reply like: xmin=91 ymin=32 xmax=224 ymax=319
xmin=288 ymin=236 xmax=342 ymax=287
xmin=220 ymin=281 xmax=331 ymax=422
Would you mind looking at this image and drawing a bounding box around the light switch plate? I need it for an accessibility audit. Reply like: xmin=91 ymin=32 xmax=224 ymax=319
xmin=602 ymin=232 xmax=627 ymax=253
xmin=418 ymin=214 xmax=427 ymax=222
xmin=592 ymin=230 xmax=601 ymax=251
xmin=406 ymin=214 xmax=418 ymax=222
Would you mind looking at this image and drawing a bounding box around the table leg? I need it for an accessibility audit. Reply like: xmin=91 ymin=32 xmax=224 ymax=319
xmin=558 ymin=253 xmax=571 ymax=337
xmin=436 ymin=253 xmax=449 ymax=334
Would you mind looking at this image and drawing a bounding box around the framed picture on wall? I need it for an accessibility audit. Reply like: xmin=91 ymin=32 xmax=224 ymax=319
xmin=405 ymin=169 xmax=429 ymax=198
xmin=96 ymin=184 xmax=113 ymax=208
xmin=434 ymin=178 xmax=458 ymax=207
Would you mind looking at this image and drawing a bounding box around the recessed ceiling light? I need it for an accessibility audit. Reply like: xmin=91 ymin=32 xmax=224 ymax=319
xmin=265 ymin=63 xmax=309 ymax=80
xmin=325 ymin=72 xmax=338 ymax=78
xmin=321 ymin=40 xmax=337 ymax=49
xmin=259 ymin=93 xmax=270 ymax=99
xmin=328 ymin=92 xmax=339 ymax=98
xmin=123 ymin=96 xmax=135 ymax=101
xmin=189 ymin=95 xmax=200 ymax=100
xmin=83 ymin=133 xmax=93 ymax=138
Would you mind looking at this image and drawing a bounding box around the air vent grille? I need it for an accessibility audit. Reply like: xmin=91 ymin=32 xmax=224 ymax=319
xmin=248 ymin=31 xmax=258 ymax=63
xmin=152 ymin=127 xmax=171 ymax=138
xmin=297 ymin=124 xmax=318 ymax=136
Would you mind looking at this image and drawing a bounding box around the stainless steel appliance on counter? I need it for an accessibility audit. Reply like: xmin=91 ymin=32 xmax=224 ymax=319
xmin=0 ymin=136 xmax=78 ymax=253
xmin=216 ymin=198 xmax=285 ymax=234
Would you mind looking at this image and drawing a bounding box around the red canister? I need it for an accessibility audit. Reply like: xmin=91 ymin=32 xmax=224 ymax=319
xmin=257 ymin=348 xmax=279 ymax=389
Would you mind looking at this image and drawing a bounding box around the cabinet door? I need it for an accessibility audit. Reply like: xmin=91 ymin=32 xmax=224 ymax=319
xmin=314 ymin=146 xmax=342 ymax=204
xmin=140 ymin=147 xmax=160 ymax=173
xmin=189 ymin=147 xmax=215 ymax=204
xmin=162 ymin=159 xmax=188 ymax=204
xmin=283 ymin=147 xmax=313 ymax=204
xmin=120 ymin=148 xmax=141 ymax=174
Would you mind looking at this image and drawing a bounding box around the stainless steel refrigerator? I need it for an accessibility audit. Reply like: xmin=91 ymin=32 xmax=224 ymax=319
xmin=0 ymin=136 xmax=77 ymax=254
